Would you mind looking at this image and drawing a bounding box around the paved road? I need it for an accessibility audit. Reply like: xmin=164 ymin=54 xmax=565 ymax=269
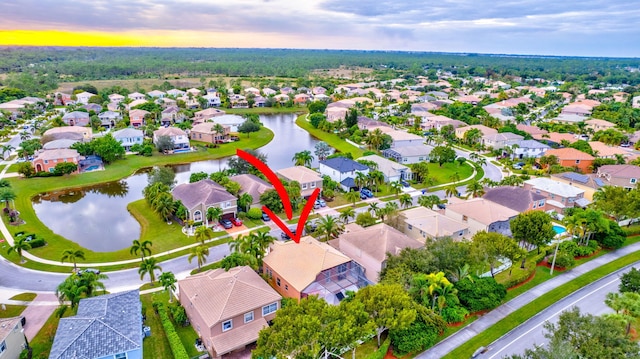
xmin=479 ymin=263 xmax=638 ymax=359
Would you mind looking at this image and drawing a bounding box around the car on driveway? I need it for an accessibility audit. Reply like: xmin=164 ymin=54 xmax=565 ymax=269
xmin=230 ymin=217 xmax=243 ymax=226
xmin=361 ymin=188 xmax=374 ymax=198
xmin=219 ymin=219 xmax=233 ymax=229
xmin=281 ymin=228 xmax=297 ymax=240
xmin=262 ymin=211 xmax=271 ymax=221
xmin=314 ymin=199 xmax=326 ymax=209
xmin=512 ymin=162 xmax=525 ymax=170
xmin=400 ymin=180 xmax=410 ymax=187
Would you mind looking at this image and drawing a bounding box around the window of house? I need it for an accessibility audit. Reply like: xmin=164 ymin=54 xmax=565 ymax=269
xmin=222 ymin=320 xmax=233 ymax=332
xmin=262 ymin=302 xmax=278 ymax=316
xmin=631 ymin=178 xmax=637 ymax=184
xmin=419 ymin=157 xmax=424 ymax=161
xmin=226 ymin=201 xmax=231 ymax=207
xmin=0 ymin=341 xmax=5 ymax=354
xmin=575 ymin=160 xmax=580 ymax=164
xmin=539 ymin=200 xmax=544 ymax=207
xmin=115 ymin=353 xmax=127 ymax=359
xmin=338 ymin=263 xmax=347 ymax=274
xmin=532 ymin=203 xmax=537 ymax=209
xmin=285 ymin=285 xmax=289 ymax=291
xmin=403 ymin=158 xmax=408 ymax=162
xmin=276 ymin=278 xmax=281 ymax=286
xmin=244 ymin=311 xmax=254 ymax=323
xmin=407 ymin=224 xmax=413 ymax=230
xmin=462 ymin=215 xmax=468 ymax=222
xmin=193 ymin=211 xmax=202 ymax=222
xmin=310 ymin=182 xmax=316 ymax=188
xmin=44 ymin=160 xmax=48 ymax=164
xmin=302 ymin=183 xmax=308 ymax=190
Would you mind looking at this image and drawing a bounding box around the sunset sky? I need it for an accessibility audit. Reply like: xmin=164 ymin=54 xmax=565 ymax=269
xmin=1 ymin=0 xmax=639 ymax=57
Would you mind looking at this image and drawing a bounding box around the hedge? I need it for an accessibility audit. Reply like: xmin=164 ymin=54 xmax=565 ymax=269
xmin=500 ymin=250 xmax=547 ymax=289
xmin=365 ymin=338 xmax=390 ymax=359
xmin=28 ymin=238 xmax=46 ymax=248
xmin=156 ymin=303 xmax=189 ymax=359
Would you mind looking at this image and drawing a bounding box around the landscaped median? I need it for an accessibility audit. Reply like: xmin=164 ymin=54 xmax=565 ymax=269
xmin=1 ymin=127 xmax=273 ymax=267
xmin=441 ymin=249 xmax=640 ymax=359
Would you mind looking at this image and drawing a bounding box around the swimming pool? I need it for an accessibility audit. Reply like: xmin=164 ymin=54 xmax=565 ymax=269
xmin=173 ymin=148 xmax=191 ymax=153
xmin=84 ymin=165 xmax=100 ymax=172
xmin=553 ymin=225 xmax=566 ymax=235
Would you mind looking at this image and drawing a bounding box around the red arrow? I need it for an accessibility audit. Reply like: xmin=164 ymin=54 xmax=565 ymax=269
xmin=236 ymin=149 xmax=320 ymax=243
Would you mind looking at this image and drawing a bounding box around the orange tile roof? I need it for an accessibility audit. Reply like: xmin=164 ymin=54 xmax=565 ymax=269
xmin=545 ymin=147 xmax=595 ymax=161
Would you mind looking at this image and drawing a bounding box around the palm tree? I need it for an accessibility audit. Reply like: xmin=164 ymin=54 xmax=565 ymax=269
xmin=19 ymin=131 xmax=31 ymax=141
xmin=60 ymin=249 xmax=85 ymax=272
xmin=188 ymin=245 xmax=210 ymax=270
xmin=399 ymin=193 xmax=413 ymax=209
xmin=130 ymin=240 xmax=153 ymax=260
xmin=449 ymin=172 xmax=461 ymax=183
xmin=390 ymin=181 xmax=403 ymax=198
xmin=380 ymin=201 xmax=399 ymax=222
xmin=1 ymin=144 xmax=14 ymax=160
xmin=153 ymin=193 xmax=175 ymax=222
xmin=77 ymin=271 xmax=108 ymax=297
xmin=444 ymin=184 xmax=459 ymax=198
xmin=448 ymin=264 xmax=474 ymax=283
xmin=466 ymin=181 xmax=485 ymax=198
xmin=7 ymin=237 xmax=31 ymax=263
xmin=207 ymin=206 xmax=223 ymax=224
xmin=339 ymin=207 xmax=355 ymax=224
xmin=316 ymin=215 xmax=345 ymax=242
xmin=0 ymin=187 xmax=16 ymax=211
xmin=194 ymin=225 xmax=214 ymax=244
xmin=355 ymin=172 xmax=369 ymax=191
xmin=212 ymin=123 xmax=226 ymax=142
xmin=252 ymin=231 xmax=275 ymax=262
xmin=292 ymin=150 xmax=314 ymax=167
xmin=368 ymin=170 xmax=385 ymax=192
xmin=238 ymin=193 xmax=253 ymax=212
xmin=56 ymin=276 xmax=87 ymax=309
xmin=539 ymin=154 xmax=559 ymax=174
xmin=368 ymin=202 xmax=379 ymax=217
xmin=159 ymin=271 xmax=177 ymax=303
xmin=418 ymin=195 xmax=442 ymax=210
xmin=229 ymin=234 xmax=249 ymax=253
xmin=364 ymin=128 xmax=384 ymax=150
xmin=605 ymin=292 xmax=640 ymax=335
xmin=139 ymin=258 xmax=162 ymax=284
xmin=345 ymin=191 xmax=361 ymax=208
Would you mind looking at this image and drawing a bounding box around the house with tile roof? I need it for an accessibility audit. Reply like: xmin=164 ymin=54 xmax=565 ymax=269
xmin=98 ymin=111 xmax=122 ymax=128
xmin=481 ymin=132 xmax=524 ymax=150
xmin=443 ymin=198 xmax=519 ymax=237
xmin=516 ymin=124 xmax=548 ymax=137
xmin=194 ymin=108 xmax=226 ymax=122
xmin=585 ymin=118 xmax=616 ymax=132
xmin=112 ymin=128 xmax=144 ymax=151
xmin=230 ymin=174 xmax=273 ymax=209
xmin=400 ymin=207 xmax=469 ymax=241
xmin=276 ymin=166 xmax=323 ymax=199
xmin=263 ymin=236 xmax=371 ymax=304
xmin=367 ymin=126 xmax=425 ymax=148
xmin=49 ymin=290 xmax=142 ymax=359
xmin=542 ymin=148 xmax=595 ymax=174
xmin=160 ymin=106 xmax=185 ymax=125
xmin=358 ymin=154 xmax=411 ymax=182
xmin=596 ymin=165 xmax=640 ymax=189
xmin=147 ymin=90 xmax=166 ymax=98
xmin=179 ymin=266 xmax=281 ymax=359
xmin=550 ymin=172 xmax=602 ymax=200
xmin=42 ymin=126 xmax=92 ymax=143
xmin=74 ymin=91 xmax=96 ymax=105
xmin=0 ymin=317 xmax=27 ymax=359
xmin=190 ymin=122 xmax=231 ymax=144
xmin=454 ymin=125 xmax=498 ymax=140
xmin=62 ymin=111 xmax=90 ymax=127
xmin=512 ymin=139 xmax=550 ymax=159
xmin=128 ymin=109 xmax=149 ymax=128
xmin=153 ymin=127 xmax=190 ymax=150
xmin=483 ymin=186 xmax=547 ymax=212
xmin=382 ymin=145 xmax=432 ymax=165
xmin=523 ymin=177 xmax=588 ymax=214
xmin=108 ymin=93 xmax=125 ymax=104
xmin=172 ymin=179 xmax=237 ymax=224
xmin=328 ymin=223 xmax=423 ymax=283
xmin=588 ymin=141 xmax=630 ymax=160
xmin=32 ymin=148 xmax=80 ymax=174
xmin=127 ymin=92 xmax=146 ymax=101
xmin=319 ymin=158 xmax=369 ymax=191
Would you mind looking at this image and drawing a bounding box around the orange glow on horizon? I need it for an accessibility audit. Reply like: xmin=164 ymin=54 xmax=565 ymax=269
xmin=0 ymin=30 xmax=157 ymax=47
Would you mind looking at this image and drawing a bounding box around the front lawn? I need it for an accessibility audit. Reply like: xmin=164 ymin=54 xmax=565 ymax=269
xmin=0 ymin=304 xmax=26 ymax=318
xmin=412 ymin=162 xmax=474 ymax=189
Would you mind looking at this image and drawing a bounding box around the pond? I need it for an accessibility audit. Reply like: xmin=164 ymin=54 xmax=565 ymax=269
xmin=32 ymin=114 xmax=321 ymax=252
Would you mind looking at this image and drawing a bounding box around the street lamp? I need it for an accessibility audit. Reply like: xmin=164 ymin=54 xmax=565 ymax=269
xmin=549 ymin=239 xmax=560 ymax=275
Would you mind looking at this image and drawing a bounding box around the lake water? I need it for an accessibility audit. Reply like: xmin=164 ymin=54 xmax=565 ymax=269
xmin=32 ymin=113 xmax=321 ymax=252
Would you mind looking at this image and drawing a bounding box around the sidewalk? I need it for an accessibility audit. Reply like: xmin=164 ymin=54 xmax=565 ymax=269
xmin=415 ymin=241 xmax=640 ymax=358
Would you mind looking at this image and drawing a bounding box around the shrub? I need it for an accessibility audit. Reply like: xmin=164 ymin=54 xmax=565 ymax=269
xmin=559 ymin=241 xmax=579 ymax=256
xmin=156 ymin=303 xmax=189 ymax=359
xmin=365 ymin=337 xmax=390 ymax=359
xmin=28 ymin=238 xmax=46 ymax=248
xmin=573 ymin=240 xmax=599 ymax=257
xmin=596 ymin=221 xmax=626 ymax=249
xmin=456 ymin=277 xmax=507 ymax=312
xmin=623 ymin=224 xmax=640 ymax=237
xmin=355 ymin=212 xmax=377 ymax=227
xmin=390 ymin=320 xmax=439 ymax=355
xmin=170 ymin=304 xmax=188 ymax=326
xmin=440 ymin=306 xmax=468 ymax=324
xmin=553 ymin=251 xmax=575 ymax=268
xmin=237 ymin=212 xmax=247 ymax=220
xmin=247 ymin=207 xmax=263 ymax=220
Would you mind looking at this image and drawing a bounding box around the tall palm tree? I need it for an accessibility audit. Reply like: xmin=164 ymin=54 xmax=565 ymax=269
xmin=130 ymin=240 xmax=153 ymax=260
xmin=345 ymin=191 xmax=361 ymax=208
xmin=390 ymin=181 xmax=403 ymax=198
xmin=355 ymin=172 xmax=369 ymax=191
xmin=212 ymin=123 xmax=226 ymax=142
xmin=77 ymin=271 xmax=108 ymax=297
xmin=466 ymin=181 xmax=485 ymax=198
xmin=539 ymin=154 xmax=559 ymax=174
xmin=444 ymin=184 xmax=459 ymax=198
xmin=368 ymin=170 xmax=385 ymax=192
xmin=188 ymin=245 xmax=210 ymax=270
xmin=399 ymin=193 xmax=413 ymax=209
xmin=339 ymin=207 xmax=355 ymax=224
xmin=380 ymin=201 xmax=399 ymax=222
xmin=1 ymin=144 xmax=14 ymax=160
xmin=229 ymin=234 xmax=248 ymax=253
xmin=159 ymin=271 xmax=177 ymax=303
xmin=252 ymin=231 xmax=275 ymax=262
xmin=316 ymin=215 xmax=345 ymax=242
xmin=153 ymin=193 xmax=175 ymax=222
xmin=139 ymin=258 xmax=162 ymax=284
xmin=207 ymin=206 xmax=223 ymax=223
xmin=418 ymin=195 xmax=442 ymax=210
xmin=364 ymin=128 xmax=384 ymax=150
xmin=19 ymin=131 xmax=31 ymax=142
xmin=56 ymin=276 xmax=87 ymax=309
xmin=237 ymin=193 xmax=253 ymax=212
xmin=292 ymin=150 xmax=314 ymax=167
xmin=194 ymin=225 xmax=214 ymax=244
xmin=7 ymin=237 xmax=31 ymax=263
xmin=61 ymin=249 xmax=85 ymax=272
xmin=368 ymin=202 xmax=379 ymax=217
xmin=0 ymin=187 xmax=16 ymax=211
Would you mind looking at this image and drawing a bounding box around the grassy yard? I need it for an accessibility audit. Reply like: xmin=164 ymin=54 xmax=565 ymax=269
xmin=9 ymin=292 xmax=37 ymax=301
xmin=412 ymin=162 xmax=474 ymax=189
xmin=0 ymin=304 xmax=26 ymax=318
xmin=442 ymin=249 xmax=640 ymax=359
xmin=295 ymin=115 xmax=365 ymax=158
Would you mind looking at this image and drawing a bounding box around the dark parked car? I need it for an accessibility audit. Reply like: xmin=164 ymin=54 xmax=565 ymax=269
xmin=360 ymin=192 xmax=368 ymax=200
xmin=361 ymin=188 xmax=374 ymax=198
xmin=219 ymin=219 xmax=233 ymax=229
xmin=78 ymin=268 xmax=101 ymax=275
xmin=400 ymin=180 xmax=410 ymax=187
xmin=230 ymin=217 xmax=243 ymax=226
xmin=281 ymin=228 xmax=297 ymax=240
xmin=262 ymin=211 xmax=271 ymax=221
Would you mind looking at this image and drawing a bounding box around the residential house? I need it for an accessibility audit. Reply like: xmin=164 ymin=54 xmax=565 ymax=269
xmin=523 ymin=177 xmax=588 ymax=214
xmin=319 ymin=157 xmax=369 ymax=191
xmin=585 ymin=119 xmax=616 ymax=132
xmin=127 ymin=92 xmax=146 ymax=101
xmin=43 ymin=139 xmax=78 ymax=150
xmin=98 ymin=111 xmax=122 ymax=128
xmin=263 ymin=236 xmax=371 ymax=304
xmin=187 ymin=88 xmax=202 ymax=96
xmin=328 ymin=223 xmax=423 ymax=283
xmin=83 ymin=103 xmax=102 ymax=113
xmin=276 ymin=166 xmax=323 ymax=199
xmin=294 ymin=93 xmax=310 ymax=105
xmin=482 ymin=132 xmax=524 ymax=150
xmin=516 ymin=124 xmax=548 ymax=137
xmin=382 ymin=145 xmax=432 ymax=165
xmin=32 ymin=148 xmax=81 ymax=174
xmin=157 ymin=97 xmax=177 ymax=108
xmin=230 ymin=174 xmax=273 ymax=209
xmin=262 ymin=88 xmax=277 ymax=96
xmin=253 ymin=95 xmax=267 ymax=107
xmin=483 ymin=186 xmax=547 ymax=212
xmin=62 ymin=111 xmax=90 ymax=127
xmin=358 ymin=154 xmax=411 ymax=182
xmin=512 ymin=139 xmax=550 ymax=159
xmin=597 ymin=164 xmax=640 ymax=190
xmin=147 ymin=90 xmax=166 ymax=98
xmin=112 ymin=128 xmax=144 ymax=151
xmin=533 ymin=132 xmax=579 ymax=146
xmin=75 ymin=91 xmax=96 ymax=105
xmin=443 ymin=198 xmax=519 ymax=237
xmin=194 ymin=108 xmax=226 ymax=122
xmin=244 ymin=87 xmax=261 ymax=96
xmin=561 ymin=100 xmax=600 ymax=117
xmin=230 ymin=94 xmax=248 ymax=108
xmin=368 ymin=126 xmax=425 ymax=148
xmin=42 ymin=126 xmax=92 ymax=143
xmin=550 ymin=172 xmax=602 ymax=201
xmin=273 ymin=94 xmax=290 ymax=105
xmin=0 ymin=317 xmax=27 ymax=359
xmin=280 ymin=87 xmax=294 ymax=95
xmin=542 ymin=148 xmax=595 ymax=174
xmin=551 ymin=113 xmax=587 ymax=125
xmin=457 ymin=95 xmax=482 ymax=105
xmin=401 ymin=207 xmax=469 ymax=242
xmin=153 ymin=127 xmax=190 ymax=150
xmin=633 ymin=96 xmax=640 ymax=109
xmin=161 ymin=106 xmax=185 ymax=125
xmin=167 ymin=89 xmax=186 ymax=97
xmin=455 ymin=125 xmax=498 ymax=140
xmin=108 ymin=93 xmax=125 ymax=104
xmin=422 ymin=115 xmax=466 ymax=132
xmin=179 ymin=266 xmax=282 ymax=359
xmin=190 ymin=122 xmax=231 ymax=144
xmin=172 ymin=179 xmax=238 ymax=224
xmin=49 ymin=290 xmax=143 ymax=359
xmin=128 ymin=109 xmax=149 ymax=128
xmin=202 ymin=93 xmax=222 ymax=107
xmin=589 ymin=141 xmax=630 ymax=160
xmin=312 ymin=86 xmax=327 ymax=95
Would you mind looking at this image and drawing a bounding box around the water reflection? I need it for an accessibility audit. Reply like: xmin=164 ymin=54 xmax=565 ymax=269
xmin=32 ymin=113 xmax=320 ymax=252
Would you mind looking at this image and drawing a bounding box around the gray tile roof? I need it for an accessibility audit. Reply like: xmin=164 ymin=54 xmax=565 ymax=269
xmin=172 ymin=179 xmax=237 ymax=210
xmin=483 ymin=186 xmax=546 ymax=212
xmin=517 ymin=140 xmax=550 ymax=149
xmin=49 ymin=290 xmax=142 ymax=359
xmin=320 ymin=157 xmax=368 ymax=173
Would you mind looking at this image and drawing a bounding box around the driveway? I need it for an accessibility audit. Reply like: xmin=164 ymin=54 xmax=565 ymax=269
xmin=19 ymin=293 xmax=59 ymax=341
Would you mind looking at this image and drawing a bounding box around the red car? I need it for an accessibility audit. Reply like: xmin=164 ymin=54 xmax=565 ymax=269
xmin=230 ymin=217 xmax=243 ymax=226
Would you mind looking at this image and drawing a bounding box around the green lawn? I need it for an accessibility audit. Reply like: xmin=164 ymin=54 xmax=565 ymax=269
xmin=9 ymin=292 xmax=37 ymax=301
xmin=295 ymin=115 xmax=365 ymax=158
xmin=412 ymin=162 xmax=474 ymax=189
xmin=0 ymin=304 xmax=26 ymax=318
xmin=442 ymin=249 xmax=640 ymax=359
